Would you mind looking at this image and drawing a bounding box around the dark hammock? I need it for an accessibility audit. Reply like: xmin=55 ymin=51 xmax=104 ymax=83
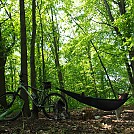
xmin=57 ymin=88 xmax=130 ymax=111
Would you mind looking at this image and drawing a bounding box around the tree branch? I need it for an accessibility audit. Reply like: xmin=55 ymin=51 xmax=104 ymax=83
xmin=118 ymin=0 xmax=126 ymax=15
xmin=92 ymin=19 xmax=112 ymax=27
xmin=103 ymin=0 xmax=120 ymax=35
xmin=103 ymin=0 xmax=114 ymax=22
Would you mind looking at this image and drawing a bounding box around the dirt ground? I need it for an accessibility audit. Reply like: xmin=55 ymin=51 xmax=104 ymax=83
xmin=0 ymin=106 xmax=134 ymax=134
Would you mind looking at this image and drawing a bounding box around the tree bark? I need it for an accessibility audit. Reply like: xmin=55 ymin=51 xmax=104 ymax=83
xmin=87 ymin=43 xmax=98 ymax=97
xmin=51 ymin=7 xmax=64 ymax=90
xmin=37 ymin=1 xmax=46 ymax=82
xmin=0 ymin=23 xmax=6 ymax=106
xmin=19 ymin=0 xmax=31 ymax=117
xmin=0 ymin=9 xmax=16 ymax=105
xmin=30 ymin=0 xmax=38 ymax=118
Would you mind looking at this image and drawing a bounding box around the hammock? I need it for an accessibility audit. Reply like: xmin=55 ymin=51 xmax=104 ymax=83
xmin=57 ymin=88 xmax=130 ymax=111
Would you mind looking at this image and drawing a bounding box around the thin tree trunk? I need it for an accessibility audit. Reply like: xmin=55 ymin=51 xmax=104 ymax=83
xmin=41 ymin=27 xmax=46 ymax=82
xmin=37 ymin=1 xmax=46 ymax=82
xmin=0 ymin=23 xmax=6 ymax=105
xmin=19 ymin=0 xmax=31 ymax=117
xmin=50 ymin=7 xmax=64 ymax=90
xmin=10 ymin=60 xmax=14 ymax=91
xmin=87 ymin=43 xmax=98 ymax=97
xmin=37 ymin=42 xmax=42 ymax=88
xmin=30 ymin=0 xmax=38 ymax=118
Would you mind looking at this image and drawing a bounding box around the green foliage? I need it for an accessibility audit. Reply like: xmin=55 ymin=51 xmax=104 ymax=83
xmin=0 ymin=0 xmax=133 ymax=109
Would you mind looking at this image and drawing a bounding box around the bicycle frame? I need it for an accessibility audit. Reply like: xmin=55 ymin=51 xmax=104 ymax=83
xmin=16 ymin=81 xmax=45 ymax=108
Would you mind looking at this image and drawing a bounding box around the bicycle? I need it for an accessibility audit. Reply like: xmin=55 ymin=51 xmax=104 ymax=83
xmin=0 ymin=74 xmax=68 ymax=121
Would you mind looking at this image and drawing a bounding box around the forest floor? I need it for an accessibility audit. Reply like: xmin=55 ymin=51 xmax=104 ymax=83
xmin=0 ymin=105 xmax=134 ymax=134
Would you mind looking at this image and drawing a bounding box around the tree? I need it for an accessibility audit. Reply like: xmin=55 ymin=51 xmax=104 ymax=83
xmin=37 ymin=0 xmax=46 ymax=82
xmin=0 ymin=0 xmax=16 ymax=103
xmin=30 ymin=0 xmax=38 ymax=118
xmin=19 ymin=0 xmax=31 ymax=117
xmin=50 ymin=6 xmax=64 ymax=90
xmin=0 ymin=23 xmax=6 ymax=103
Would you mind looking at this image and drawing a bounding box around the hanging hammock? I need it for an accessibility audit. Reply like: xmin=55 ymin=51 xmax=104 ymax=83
xmin=57 ymin=88 xmax=130 ymax=111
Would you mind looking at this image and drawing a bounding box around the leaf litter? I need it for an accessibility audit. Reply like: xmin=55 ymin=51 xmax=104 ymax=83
xmin=0 ymin=105 xmax=134 ymax=134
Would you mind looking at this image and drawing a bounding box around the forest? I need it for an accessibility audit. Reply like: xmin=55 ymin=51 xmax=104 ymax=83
xmin=0 ymin=0 xmax=134 ymax=133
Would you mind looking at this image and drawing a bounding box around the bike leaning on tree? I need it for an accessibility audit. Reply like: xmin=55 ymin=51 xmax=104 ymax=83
xmin=0 ymin=74 xmax=69 ymax=121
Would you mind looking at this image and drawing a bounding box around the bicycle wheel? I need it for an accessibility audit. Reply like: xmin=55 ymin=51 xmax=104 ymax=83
xmin=42 ymin=93 xmax=69 ymax=120
xmin=0 ymin=92 xmax=24 ymax=121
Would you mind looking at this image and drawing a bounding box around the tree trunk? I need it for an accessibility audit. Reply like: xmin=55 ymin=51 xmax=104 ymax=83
xmin=0 ymin=23 xmax=6 ymax=106
xmin=19 ymin=0 xmax=31 ymax=117
xmin=87 ymin=43 xmax=98 ymax=97
xmin=0 ymin=12 xmax=15 ymax=105
xmin=38 ymin=3 xmax=46 ymax=82
xmin=30 ymin=0 xmax=38 ymax=118
xmin=41 ymin=28 xmax=46 ymax=82
xmin=128 ymin=47 xmax=134 ymax=95
xmin=37 ymin=43 xmax=42 ymax=89
xmin=51 ymin=7 xmax=64 ymax=90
